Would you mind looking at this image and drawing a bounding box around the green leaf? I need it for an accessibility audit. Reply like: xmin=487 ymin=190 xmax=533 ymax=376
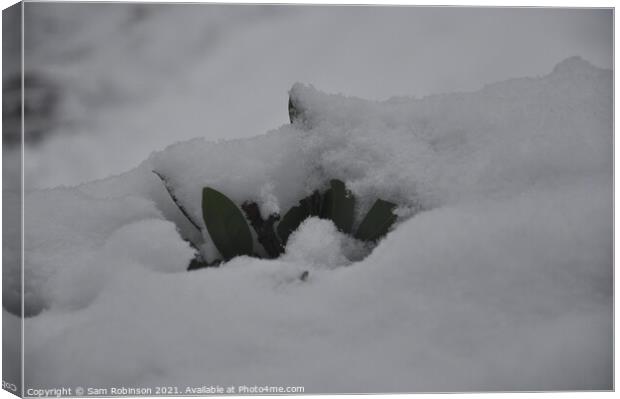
xmin=277 ymin=202 xmax=310 ymax=245
xmin=354 ymin=199 xmax=398 ymax=242
xmin=288 ymin=95 xmax=300 ymax=124
xmin=288 ymin=89 xmax=313 ymax=128
xmin=277 ymin=190 xmax=324 ymax=245
xmin=299 ymin=190 xmax=322 ymax=217
xmin=187 ymin=256 xmax=221 ymax=271
xmin=241 ymin=201 xmax=283 ymax=258
xmin=202 ymin=187 xmax=253 ymax=260
xmin=321 ymin=179 xmax=355 ymax=234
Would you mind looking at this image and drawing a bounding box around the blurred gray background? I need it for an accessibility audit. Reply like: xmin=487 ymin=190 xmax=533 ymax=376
xmin=4 ymin=3 xmax=613 ymax=189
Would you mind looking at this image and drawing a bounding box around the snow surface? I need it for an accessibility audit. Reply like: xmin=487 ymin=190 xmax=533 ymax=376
xmin=9 ymin=57 xmax=612 ymax=392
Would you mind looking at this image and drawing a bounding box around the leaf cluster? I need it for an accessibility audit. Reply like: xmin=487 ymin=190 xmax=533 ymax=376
xmin=156 ymin=175 xmax=398 ymax=271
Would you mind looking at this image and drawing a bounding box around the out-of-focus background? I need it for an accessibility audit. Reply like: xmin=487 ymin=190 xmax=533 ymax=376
xmin=3 ymin=3 xmax=613 ymax=189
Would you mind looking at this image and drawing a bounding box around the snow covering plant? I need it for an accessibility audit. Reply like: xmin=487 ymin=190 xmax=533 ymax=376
xmin=154 ymin=174 xmax=398 ymax=270
xmin=147 ymin=90 xmax=405 ymax=271
xmin=8 ymin=58 xmax=611 ymax=391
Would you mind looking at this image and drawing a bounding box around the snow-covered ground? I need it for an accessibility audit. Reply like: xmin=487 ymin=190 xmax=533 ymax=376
xmin=5 ymin=56 xmax=612 ymax=392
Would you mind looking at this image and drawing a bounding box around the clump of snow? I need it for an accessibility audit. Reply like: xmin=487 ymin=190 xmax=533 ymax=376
xmin=9 ymin=57 xmax=612 ymax=392
xmin=257 ymin=181 xmax=281 ymax=218
xmin=283 ymin=218 xmax=350 ymax=268
xmin=283 ymin=218 xmax=370 ymax=268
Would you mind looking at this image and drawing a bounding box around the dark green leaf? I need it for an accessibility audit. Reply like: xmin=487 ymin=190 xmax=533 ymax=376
xmin=355 ymin=199 xmax=398 ymax=242
xmin=288 ymin=96 xmax=300 ymax=124
xmin=288 ymin=89 xmax=314 ymax=129
xmin=320 ymin=188 xmax=333 ymax=217
xmin=277 ymin=190 xmax=325 ymax=245
xmin=299 ymin=190 xmax=322 ymax=217
xmin=278 ymin=190 xmax=326 ymax=245
xmin=202 ymin=187 xmax=253 ymax=260
xmin=321 ymin=179 xmax=355 ymax=234
xmin=187 ymin=257 xmax=222 ymax=271
xmin=277 ymin=202 xmax=310 ymax=245
xmin=241 ymin=201 xmax=283 ymax=258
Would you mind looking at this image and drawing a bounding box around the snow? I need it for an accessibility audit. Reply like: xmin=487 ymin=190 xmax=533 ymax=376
xmin=10 ymin=57 xmax=612 ymax=392
xmin=18 ymin=4 xmax=612 ymax=189
xmin=283 ymin=218 xmax=361 ymax=269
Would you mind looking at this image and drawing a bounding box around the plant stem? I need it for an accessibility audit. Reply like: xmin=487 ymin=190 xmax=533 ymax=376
xmin=241 ymin=201 xmax=284 ymax=258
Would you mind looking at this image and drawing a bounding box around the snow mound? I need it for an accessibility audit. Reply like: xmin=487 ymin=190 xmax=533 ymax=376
xmin=11 ymin=57 xmax=612 ymax=391
xmin=283 ymin=218 xmax=367 ymax=269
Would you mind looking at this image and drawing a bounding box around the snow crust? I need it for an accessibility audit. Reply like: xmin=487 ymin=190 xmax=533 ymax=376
xmin=11 ymin=57 xmax=612 ymax=391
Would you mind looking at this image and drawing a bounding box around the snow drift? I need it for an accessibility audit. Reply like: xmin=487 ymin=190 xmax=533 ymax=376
xmin=8 ymin=57 xmax=612 ymax=392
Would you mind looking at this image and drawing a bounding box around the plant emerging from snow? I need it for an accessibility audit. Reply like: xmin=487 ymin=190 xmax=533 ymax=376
xmin=149 ymin=89 xmax=402 ymax=271
xmin=154 ymin=174 xmax=398 ymax=271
